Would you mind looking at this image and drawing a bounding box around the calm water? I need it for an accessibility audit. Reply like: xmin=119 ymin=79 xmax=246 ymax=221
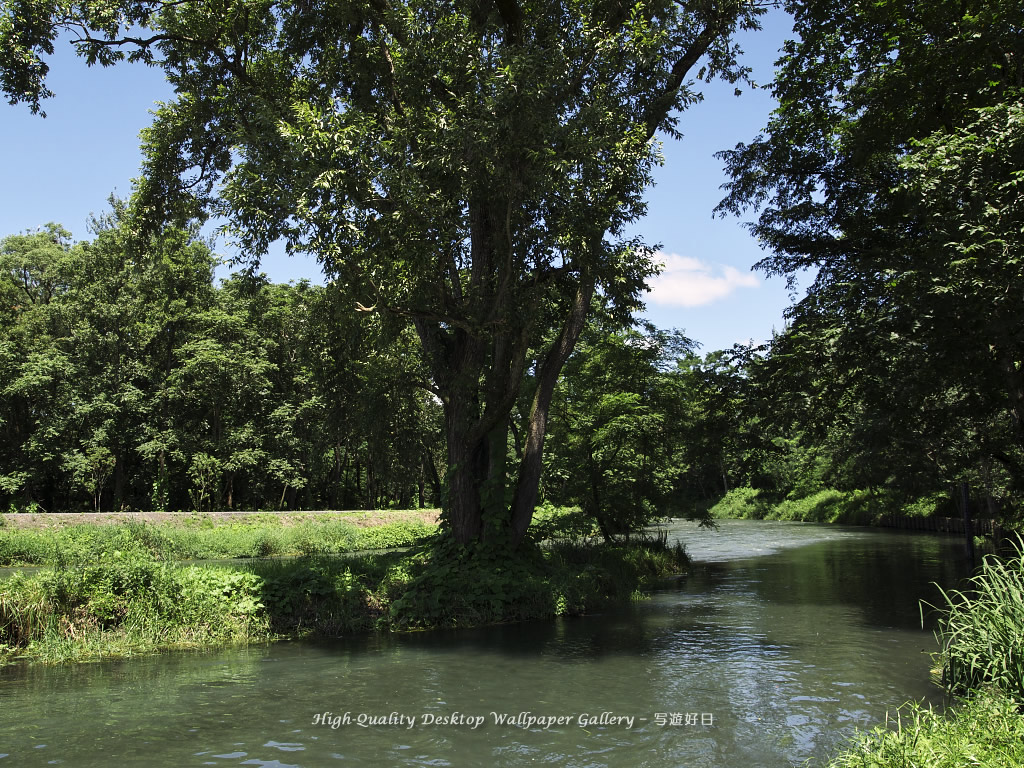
xmin=0 ymin=520 xmax=973 ymax=767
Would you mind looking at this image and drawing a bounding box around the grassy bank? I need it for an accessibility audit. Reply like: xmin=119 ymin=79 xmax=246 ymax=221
xmin=0 ymin=513 xmax=436 ymax=566
xmin=710 ymin=487 xmax=956 ymax=526
xmin=823 ymin=541 xmax=1024 ymax=767
xmin=0 ymin=525 xmax=688 ymax=664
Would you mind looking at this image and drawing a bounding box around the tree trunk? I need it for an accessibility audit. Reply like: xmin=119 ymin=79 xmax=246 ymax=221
xmin=417 ymin=462 xmax=426 ymax=509
xmin=113 ymin=450 xmax=125 ymax=510
xmin=509 ymin=268 xmax=595 ymax=544
xmin=331 ymin=444 xmax=344 ymax=509
xmin=445 ymin=400 xmax=486 ymax=544
xmin=1000 ymin=346 xmax=1024 ymax=458
xmin=425 ymin=451 xmax=442 ymax=503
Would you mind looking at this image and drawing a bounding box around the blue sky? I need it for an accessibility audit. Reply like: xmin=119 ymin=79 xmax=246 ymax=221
xmin=0 ymin=9 xmax=797 ymax=353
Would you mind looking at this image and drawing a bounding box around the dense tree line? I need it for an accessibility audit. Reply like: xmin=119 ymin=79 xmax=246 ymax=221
xmin=0 ymin=216 xmax=445 ymax=513
xmin=4 ymin=1 xmax=1021 ymax=533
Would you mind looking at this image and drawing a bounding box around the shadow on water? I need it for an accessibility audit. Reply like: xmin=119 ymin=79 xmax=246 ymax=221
xmin=0 ymin=521 xmax=976 ymax=768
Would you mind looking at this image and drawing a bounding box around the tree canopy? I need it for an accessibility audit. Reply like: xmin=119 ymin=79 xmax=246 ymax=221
xmin=717 ymin=0 xmax=1024 ymax=501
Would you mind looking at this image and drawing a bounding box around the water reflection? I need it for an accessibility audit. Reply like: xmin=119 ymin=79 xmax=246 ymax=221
xmin=0 ymin=521 xmax=973 ymax=767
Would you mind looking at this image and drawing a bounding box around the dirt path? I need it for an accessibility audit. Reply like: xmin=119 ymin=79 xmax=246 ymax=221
xmin=0 ymin=509 xmax=441 ymax=529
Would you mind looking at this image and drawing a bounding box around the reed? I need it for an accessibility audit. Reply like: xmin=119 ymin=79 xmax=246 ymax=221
xmin=932 ymin=537 xmax=1024 ymax=699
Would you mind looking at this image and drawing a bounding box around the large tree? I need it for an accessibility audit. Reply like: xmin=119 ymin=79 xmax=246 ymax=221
xmin=2 ymin=0 xmax=765 ymax=544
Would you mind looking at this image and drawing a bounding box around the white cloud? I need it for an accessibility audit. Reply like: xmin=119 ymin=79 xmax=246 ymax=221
xmin=646 ymin=252 xmax=758 ymax=307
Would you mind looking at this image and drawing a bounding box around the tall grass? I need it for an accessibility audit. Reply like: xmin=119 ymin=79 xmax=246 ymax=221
xmin=932 ymin=537 xmax=1024 ymax=699
xmin=0 ymin=555 xmax=272 ymax=664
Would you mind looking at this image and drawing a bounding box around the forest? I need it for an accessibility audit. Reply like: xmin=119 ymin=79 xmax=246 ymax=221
xmin=1 ymin=0 xmax=1019 ymax=541
xmin=3 ymin=205 xmax=1022 ymax=532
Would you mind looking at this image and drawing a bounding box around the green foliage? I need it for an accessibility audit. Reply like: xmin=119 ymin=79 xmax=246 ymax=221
xmin=933 ymin=539 xmax=1024 ymax=700
xmin=0 ymin=551 xmax=271 ymax=662
xmin=709 ymin=487 xmax=768 ymax=519
xmin=716 ymin=0 xmax=1024 ymax=512
xmin=825 ymin=690 xmax=1024 ymax=768
xmin=900 ymin=494 xmax=953 ymax=520
xmin=383 ymin=533 xmax=688 ymax=630
xmin=0 ymin=218 xmax=444 ymax=515
xmin=543 ymin=313 xmax=711 ymax=537
xmin=255 ymin=558 xmax=372 ymax=636
xmin=0 ymin=0 xmax=768 ymax=546
xmin=353 ymin=522 xmax=434 ymax=551
xmin=772 ymin=490 xmax=876 ymax=525
xmin=528 ymin=505 xmax=599 ymax=542
xmin=0 ymin=529 xmax=53 ymax=565
xmin=382 ymin=539 xmax=553 ymax=629
xmin=172 ymin=567 xmax=265 ymax=636
xmin=711 ymin=487 xmax=882 ymax=524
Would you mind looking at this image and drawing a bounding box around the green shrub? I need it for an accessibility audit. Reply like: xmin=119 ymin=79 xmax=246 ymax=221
xmin=173 ymin=567 xmax=266 ymax=638
xmin=900 ymin=492 xmax=953 ymax=519
xmin=383 ymin=533 xmax=688 ymax=630
xmin=255 ymin=558 xmax=372 ymax=635
xmin=528 ymin=505 xmax=598 ymax=541
xmin=354 ymin=521 xmax=432 ymax=550
xmin=251 ymin=530 xmax=286 ymax=557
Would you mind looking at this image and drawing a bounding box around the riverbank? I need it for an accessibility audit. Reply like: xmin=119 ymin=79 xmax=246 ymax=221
xmin=710 ymin=486 xmax=1016 ymax=535
xmin=710 ymin=487 xmax=913 ymax=525
xmin=824 ymin=541 xmax=1024 ymax=768
xmin=0 ymin=518 xmax=688 ymax=664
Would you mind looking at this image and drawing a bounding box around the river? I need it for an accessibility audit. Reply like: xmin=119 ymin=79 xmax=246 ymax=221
xmin=0 ymin=520 xmax=974 ymax=767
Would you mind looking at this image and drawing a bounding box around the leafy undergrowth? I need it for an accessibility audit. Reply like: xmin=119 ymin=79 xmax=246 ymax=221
xmin=0 ymin=532 xmax=688 ymax=664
